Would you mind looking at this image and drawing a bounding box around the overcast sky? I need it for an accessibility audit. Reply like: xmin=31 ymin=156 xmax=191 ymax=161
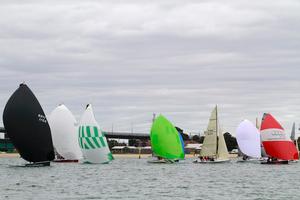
xmin=0 ymin=0 xmax=300 ymax=136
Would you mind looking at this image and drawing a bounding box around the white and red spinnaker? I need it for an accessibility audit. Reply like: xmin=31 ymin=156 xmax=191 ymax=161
xmin=260 ymin=113 xmax=298 ymax=160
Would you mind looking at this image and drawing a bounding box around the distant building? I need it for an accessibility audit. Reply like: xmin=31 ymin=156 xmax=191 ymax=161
xmin=112 ymin=146 xmax=153 ymax=154
xmin=0 ymin=128 xmax=15 ymax=152
xmin=0 ymin=138 xmax=15 ymax=152
xmin=185 ymin=143 xmax=202 ymax=154
xmin=111 ymin=144 xmax=204 ymax=154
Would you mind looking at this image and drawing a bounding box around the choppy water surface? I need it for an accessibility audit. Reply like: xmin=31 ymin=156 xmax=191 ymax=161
xmin=1 ymin=157 xmax=300 ymax=200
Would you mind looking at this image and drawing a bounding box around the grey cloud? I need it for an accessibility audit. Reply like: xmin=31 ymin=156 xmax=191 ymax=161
xmin=0 ymin=0 xmax=300 ymax=136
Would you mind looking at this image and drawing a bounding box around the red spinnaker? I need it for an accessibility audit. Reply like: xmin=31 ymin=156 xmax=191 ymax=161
xmin=260 ymin=113 xmax=299 ymax=160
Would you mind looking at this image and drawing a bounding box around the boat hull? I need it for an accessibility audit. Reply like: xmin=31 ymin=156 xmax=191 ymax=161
xmin=147 ymin=159 xmax=178 ymax=164
xmin=24 ymin=161 xmax=51 ymax=167
xmin=193 ymin=158 xmax=230 ymax=164
xmin=260 ymin=160 xmax=289 ymax=165
xmin=236 ymin=158 xmax=264 ymax=163
xmin=53 ymin=159 xmax=79 ymax=163
xmin=290 ymin=160 xmax=298 ymax=163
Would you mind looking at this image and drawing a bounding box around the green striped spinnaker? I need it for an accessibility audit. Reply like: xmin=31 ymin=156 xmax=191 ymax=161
xmin=78 ymin=125 xmax=114 ymax=161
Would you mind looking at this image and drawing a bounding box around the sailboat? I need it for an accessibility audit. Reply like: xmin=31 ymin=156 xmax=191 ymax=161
xmin=2 ymin=83 xmax=55 ymax=166
xmin=194 ymin=106 xmax=230 ymax=163
xmin=78 ymin=104 xmax=113 ymax=164
xmin=260 ymin=113 xmax=299 ymax=164
xmin=48 ymin=104 xmax=82 ymax=162
xmin=148 ymin=115 xmax=185 ymax=164
xmin=236 ymin=120 xmax=262 ymax=162
xmin=290 ymin=122 xmax=299 ymax=153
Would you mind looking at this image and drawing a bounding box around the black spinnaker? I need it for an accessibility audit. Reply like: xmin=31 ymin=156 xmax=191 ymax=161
xmin=3 ymin=83 xmax=55 ymax=163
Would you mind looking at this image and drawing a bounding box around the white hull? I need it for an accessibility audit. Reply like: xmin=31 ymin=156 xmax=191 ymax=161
xmin=193 ymin=158 xmax=230 ymax=164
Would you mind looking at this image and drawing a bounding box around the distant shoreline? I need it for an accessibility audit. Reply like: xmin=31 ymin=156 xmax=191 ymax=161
xmin=0 ymin=153 xmax=20 ymax=158
xmin=0 ymin=153 xmax=237 ymax=159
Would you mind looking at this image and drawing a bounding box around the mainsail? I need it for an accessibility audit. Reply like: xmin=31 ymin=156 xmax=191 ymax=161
xmin=150 ymin=115 xmax=185 ymax=160
xmin=2 ymin=83 xmax=55 ymax=163
xmin=200 ymin=106 xmax=229 ymax=160
xmin=49 ymin=104 xmax=82 ymax=160
xmin=260 ymin=113 xmax=298 ymax=160
xmin=236 ymin=120 xmax=261 ymax=158
xmin=200 ymin=106 xmax=218 ymax=157
xmin=291 ymin=122 xmax=296 ymax=141
xmin=290 ymin=122 xmax=299 ymax=152
xmin=78 ymin=104 xmax=113 ymax=164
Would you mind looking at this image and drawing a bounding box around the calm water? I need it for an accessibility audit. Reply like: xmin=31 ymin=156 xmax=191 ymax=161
xmin=1 ymin=157 xmax=300 ymax=200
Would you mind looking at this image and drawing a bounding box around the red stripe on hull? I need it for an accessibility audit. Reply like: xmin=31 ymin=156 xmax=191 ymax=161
xmin=263 ymin=141 xmax=299 ymax=160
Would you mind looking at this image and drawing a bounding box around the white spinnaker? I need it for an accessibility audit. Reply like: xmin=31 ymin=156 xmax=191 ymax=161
xmin=78 ymin=104 xmax=112 ymax=164
xmin=236 ymin=120 xmax=261 ymax=158
xmin=49 ymin=104 xmax=82 ymax=160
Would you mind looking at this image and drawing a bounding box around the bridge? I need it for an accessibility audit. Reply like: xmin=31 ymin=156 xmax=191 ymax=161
xmin=103 ymin=131 xmax=149 ymax=139
xmin=0 ymin=127 xmax=149 ymax=140
xmin=1 ymin=127 xmax=190 ymax=140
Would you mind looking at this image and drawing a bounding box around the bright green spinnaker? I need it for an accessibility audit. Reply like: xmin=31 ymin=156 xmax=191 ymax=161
xmin=150 ymin=115 xmax=185 ymax=160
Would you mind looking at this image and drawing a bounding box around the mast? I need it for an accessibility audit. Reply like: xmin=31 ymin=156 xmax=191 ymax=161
xmin=152 ymin=113 xmax=156 ymax=123
xmin=255 ymin=118 xmax=259 ymax=129
xmin=216 ymin=105 xmax=218 ymax=158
